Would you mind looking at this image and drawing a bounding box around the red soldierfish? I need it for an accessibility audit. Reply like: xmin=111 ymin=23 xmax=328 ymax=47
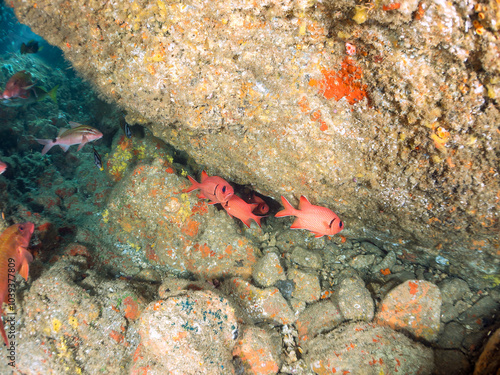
xmin=0 ymin=161 xmax=6 ymax=175
xmin=248 ymin=193 xmax=269 ymax=215
xmin=223 ymin=195 xmax=264 ymax=228
xmin=275 ymin=196 xmax=344 ymax=238
xmin=36 ymin=121 xmax=103 ymax=155
xmin=186 ymin=170 xmax=234 ymax=204
xmin=1 ymin=71 xmax=36 ymax=100
xmin=0 ymin=222 xmax=34 ymax=345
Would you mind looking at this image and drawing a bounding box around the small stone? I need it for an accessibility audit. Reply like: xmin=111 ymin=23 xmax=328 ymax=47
xmin=275 ymin=279 xmax=295 ymax=300
xmin=290 ymin=246 xmax=322 ymax=269
xmin=375 ymin=280 xmax=442 ymax=342
xmin=438 ymin=278 xmax=471 ymax=305
xmin=335 ymin=275 xmax=374 ymax=322
xmin=222 ymin=278 xmax=295 ymax=325
xmin=288 ymin=269 xmax=321 ymax=303
xmin=438 ymin=322 xmax=465 ymax=349
xmin=371 ymin=250 xmax=396 ymax=274
xmin=252 ymin=252 xmax=286 ymax=287
xmin=296 ymin=300 xmax=344 ymax=345
xmin=349 ymin=254 xmax=375 ymax=270
xmin=361 ymin=241 xmax=385 ymax=257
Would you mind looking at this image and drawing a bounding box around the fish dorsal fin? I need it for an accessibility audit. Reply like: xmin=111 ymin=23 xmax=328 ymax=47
xmin=201 ymin=170 xmax=208 ymax=182
xmin=298 ymin=196 xmax=311 ymax=210
xmin=69 ymin=121 xmax=81 ymax=128
xmin=58 ymin=128 xmax=69 ymax=136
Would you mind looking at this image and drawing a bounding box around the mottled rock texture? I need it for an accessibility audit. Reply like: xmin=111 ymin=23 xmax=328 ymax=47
xmin=10 ymin=0 xmax=500 ymax=286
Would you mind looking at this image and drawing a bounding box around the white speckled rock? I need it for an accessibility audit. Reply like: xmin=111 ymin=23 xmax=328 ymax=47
xmin=252 ymin=252 xmax=286 ymax=288
xmin=335 ymin=275 xmax=374 ymax=322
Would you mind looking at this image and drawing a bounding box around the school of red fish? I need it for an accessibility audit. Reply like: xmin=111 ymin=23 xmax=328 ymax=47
xmin=0 ymin=69 xmax=344 ymax=348
xmin=186 ymin=171 xmax=344 ymax=237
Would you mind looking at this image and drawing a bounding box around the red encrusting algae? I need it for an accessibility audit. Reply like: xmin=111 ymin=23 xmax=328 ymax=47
xmin=316 ymin=57 xmax=368 ymax=105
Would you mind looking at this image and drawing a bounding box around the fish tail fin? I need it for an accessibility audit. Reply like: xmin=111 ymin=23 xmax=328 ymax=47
xmin=36 ymin=138 xmax=54 ymax=156
xmin=0 ymin=314 xmax=7 ymax=346
xmin=185 ymin=175 xmax=200 ymax=193
xmin=275 ymin=196 xmax=297 ymax=218
xmin=47 ymin=85 xmax=58 ymax=104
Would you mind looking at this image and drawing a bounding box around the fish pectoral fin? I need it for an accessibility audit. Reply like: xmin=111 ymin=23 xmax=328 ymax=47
xmin=18 ymin=257 xmax=32 ymax=281
xmin=313 ymin=233 xmax=325 ymax=238
xmin=77 ymin=136 xmax=89 ymax=151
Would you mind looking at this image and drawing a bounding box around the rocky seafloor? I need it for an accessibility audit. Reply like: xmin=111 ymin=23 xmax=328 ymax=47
xmin=0 ymin=1 xmax=499 ymax=374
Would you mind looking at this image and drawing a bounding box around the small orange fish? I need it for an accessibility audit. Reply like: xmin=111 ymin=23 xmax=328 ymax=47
xmin=186 ymin=170 xmax=234 ymax=204
xmin=0 ymin=222 xmax=34 ymax=345
xmin=275 ymin=196 xmax=344 ymax=238
xmin=223 ymin=195 xmax=264 ymax=228
xmin=248 ymin=193 xmax=269 ymax=215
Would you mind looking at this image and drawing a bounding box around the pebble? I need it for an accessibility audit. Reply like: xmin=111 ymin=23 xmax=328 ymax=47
xmin=304 ymin=322 xmax=434 ymax=375
xmin=288 ymin=269 xmax=321 ymax=303
xmin=349 ymin=254 xmax=375 ymax=270
xmin=252 ymin=252 xmax=286 ymax=287
xmin=438 ymin=278 xmax=471 ymax=305
xmin=222 ymin=278 xmax=295 ymax=325
xmin=437 ymin=321 xmax=466 ymax=349
xmin=296 ymin=300 xmax=343 ymax=345
xmin=360 ymin=241 xmax=385 ymax=257
xmin=290 ymin=246 xmax=322 ymax=269
xmin=371 ymin=250 xmax=396 ymax=274
xmin=375 ymin=279 xmax=442 ymax=342
xmin=335 ymin=275 xmax=374 ymax=322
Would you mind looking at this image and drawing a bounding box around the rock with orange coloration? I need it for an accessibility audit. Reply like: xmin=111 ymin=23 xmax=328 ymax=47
xmin=95 ymin=158 xmax=258 ymax=280
xmin=9 ymin=256 xmax=152 ymax=375
xmin=290 ymin=246 xmax=322 ymax=269
xmin=222 ymin=278 xmax=295 ymax=325
xmin=252 ymin=252 xmax=286 ymax=288
xmin=232 ymin=326 xmax=281 ymax=375
xmin=296 ymin=300 xmax=344 ymax=346
xmin=10 ymin=0 xmax=500 ymax=292
xmin=134 ymin=290 xmax=238 ymax=374
xmin=288 ymin=269 xmax=321 ymax=303
xmin=375 ymin=279 xmax=442 ymax=342
xmin=335 ymin=275 xmax=374 ymax=322
xmin=303 ymin=322 xmax=434 ymax=375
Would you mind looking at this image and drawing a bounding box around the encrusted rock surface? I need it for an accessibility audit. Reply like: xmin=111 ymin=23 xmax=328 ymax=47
xmin=303 ymin=321 xmax=434 ymax=375
xmin=9 ymin=0 xmax=500 ymax=287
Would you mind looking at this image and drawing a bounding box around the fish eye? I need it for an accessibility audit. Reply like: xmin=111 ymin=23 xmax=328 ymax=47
xmin=222 ymin=186 xmax=226 ymax=193
xmin=339 ymin=221 xmax=343 ymax=228
xmin=19 ymin=225 xmax=24 ymax=231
